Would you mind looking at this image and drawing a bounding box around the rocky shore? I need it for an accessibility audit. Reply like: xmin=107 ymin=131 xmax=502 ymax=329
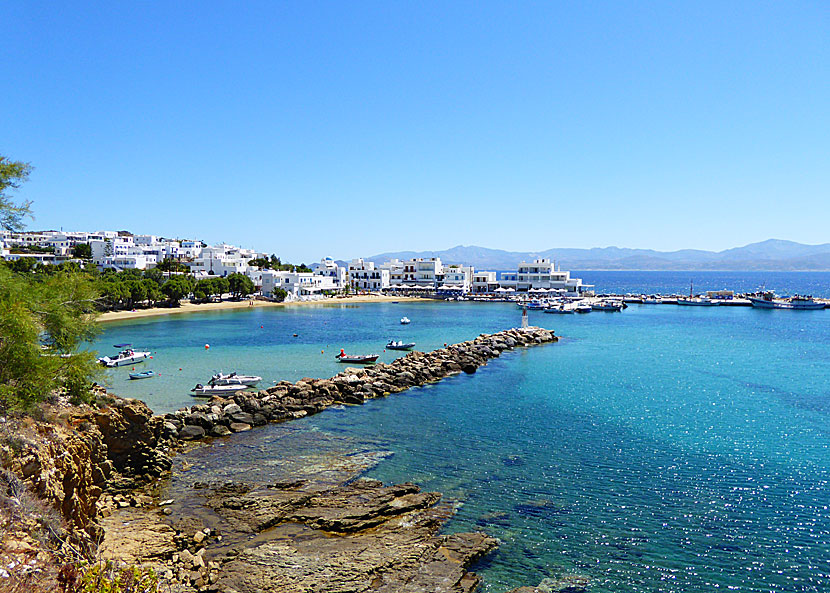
xmin=160 ymin=326 xmax=557 ymax=441
xmin=1 ymin=326 xmax=573 ymax=592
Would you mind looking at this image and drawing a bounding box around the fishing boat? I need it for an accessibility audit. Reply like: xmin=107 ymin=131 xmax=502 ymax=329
xmin=386 ymin=340 xmax=416 ymax=350
xmin=676 ymin=297 xmax=719 ymax=306
xmin=544 ymin=305 xmax=574 ymax=314
xmin=98 ymin=345 xmax=151 ymax=367
xmin=129 ymin=370 xmax=155 ymax=380
xmin=749 ymin=291 xmax=826 ymax=310
xmin=335 ymin=349 xmax=379 ymax=364
xmin=400 ymin=317 xmax=411 ymax=325
xmin=191 ymin=383 xmax=250 ymax=396
xmin=591 ymin=301 xmax=623 ymax=312
xmin=209 ymin=372 xmax=262 ymax=386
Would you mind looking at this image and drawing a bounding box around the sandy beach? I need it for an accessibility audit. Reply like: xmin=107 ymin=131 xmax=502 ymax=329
xmin=97 ymin=294 xmax=428 ymax=323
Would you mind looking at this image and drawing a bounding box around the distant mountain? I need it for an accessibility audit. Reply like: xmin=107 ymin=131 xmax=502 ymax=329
xmin=366 ymin=240 xmax=830 ymax=271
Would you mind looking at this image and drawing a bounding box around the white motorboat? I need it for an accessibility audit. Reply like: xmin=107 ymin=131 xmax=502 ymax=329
xmin=98 ymin=345 xmax=151 ymax=367
xmin=209 ymin=372 xmax=262 ymax=386
xmin=591 ymin=301 xmax=623 ymax=312
xmin=544 ymin=305 xmax=574 ymax=314
xmin=400 ymin=317 xmax=411 ymax=325
xmin=191 ymin=383 xmax=250 ymax=396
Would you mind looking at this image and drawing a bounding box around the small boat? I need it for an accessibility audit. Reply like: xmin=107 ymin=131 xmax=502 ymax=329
xmin=386 ymin=340 xmax=416 ymax=350
xmin=209 ymin=372 xmax=262 ymax=386
xmin=575 ymin=304 xmax=592 ymax=313
xmin=191 ymin=383 xmax=250 ymax=396
xmin=129 ymin=370 xmax=155 ymax=380
xmin=400 ymin=317 xmax=411 ymax=325
xmin=544 ymin=305 xmax=574 ymax=314
xmin=591 ymin=301 xmax=623 ymax=312
xmin=642 ymin=297 xmax=662 ymax=304
xmin=335 ymin=350 xmax=379 ymax=364
xmin=98 ymin=347 xmax=151 ymax=367
xmin=676 ymin=298 xmax=719 ymax=306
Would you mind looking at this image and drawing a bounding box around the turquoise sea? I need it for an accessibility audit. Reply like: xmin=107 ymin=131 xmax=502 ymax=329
xmin=92 ymin=295 xmax=830 ymax=592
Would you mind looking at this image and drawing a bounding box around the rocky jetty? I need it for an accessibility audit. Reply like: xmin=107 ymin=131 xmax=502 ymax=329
xmin=160 ymin=326 xmax=557 ymax=441
xmin=1 ymin=325 xmax=559 ymax=592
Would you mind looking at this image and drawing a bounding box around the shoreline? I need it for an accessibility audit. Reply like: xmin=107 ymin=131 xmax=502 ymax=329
xmin=97 ymin=294 xmax=428 ymax=323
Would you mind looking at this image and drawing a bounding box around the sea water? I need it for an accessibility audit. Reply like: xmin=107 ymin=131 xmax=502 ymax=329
xmin=93 ymin=299 xmax=830 ymax=592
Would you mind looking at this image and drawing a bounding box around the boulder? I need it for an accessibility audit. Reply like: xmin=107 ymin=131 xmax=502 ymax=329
xmin=179 ymin=425 xmax=206 ymax=440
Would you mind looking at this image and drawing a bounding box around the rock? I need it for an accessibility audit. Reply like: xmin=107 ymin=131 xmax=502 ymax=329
xmin=211 ymin=425 xmax=232 ymax=437
xmin=229 ymin=422 xmax=251 ymax=433
xmin=230 ymin=412 xmax=254 ymax=425
xmin=194 ymin=531 xmax=206 ymax=544
xmin=223 ymin=403 xmax=242 ymax=416
xmin=179 ymin=425 xmax=206 ymax=440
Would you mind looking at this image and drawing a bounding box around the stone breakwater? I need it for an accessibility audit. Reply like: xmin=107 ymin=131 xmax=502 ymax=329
xmin=2 ymin=326 xmax=563 ymax=592
xmin=160 ymin=326 xmax=557 ymax=441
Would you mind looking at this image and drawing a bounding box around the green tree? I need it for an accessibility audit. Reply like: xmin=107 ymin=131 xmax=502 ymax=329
xmin=248 ymin=257 xmax=271 ymax=269
xmin=0 ymin=266 xmax=101 ymax=409
xmin=271 ymin=287 xmax=288 ymax=302
xmin=195 ymin=278 xmax=217 ymax=301
xmin=213 ymin=276 xmax=230 ymax=299
xmin=227 ymin=273 xmax=254 ymax=299
xmin=160 ymin=274 xmax=194 ymax=305
xmin=156 ymin=258 xmax=190 ymax=273
xmin=143 ymin=279 xmax=162 ymax=305
xmin=0 ymin=156 xmax=33 ymax=231
xmin=143 ymin=268 xmax=164 ymax=286
xmin=71 ymin=243 xmax=93 ymax=259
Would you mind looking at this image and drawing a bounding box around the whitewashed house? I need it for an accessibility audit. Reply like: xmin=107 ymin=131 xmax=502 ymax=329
xmin=312 ymin=258 xmax=347 ymax=291
xmin=348 ymin=259 xmax=390 ymax=291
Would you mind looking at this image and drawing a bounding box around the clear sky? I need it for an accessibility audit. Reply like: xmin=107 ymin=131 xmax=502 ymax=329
xmin=1 ymin=2 xmax=827 ymax=263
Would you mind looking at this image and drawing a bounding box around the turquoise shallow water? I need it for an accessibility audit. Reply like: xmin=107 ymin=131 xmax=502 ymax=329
xmin=94 ymin=302 xmax=830 ymax=592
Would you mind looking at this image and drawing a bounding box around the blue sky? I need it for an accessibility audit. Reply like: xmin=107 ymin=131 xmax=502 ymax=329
xmin=1 ymin=2 xmax=827 ymax=263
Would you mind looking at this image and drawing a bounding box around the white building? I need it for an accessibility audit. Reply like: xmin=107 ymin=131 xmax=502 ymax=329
xmin=187 ymin=245 xmax=259 ymax=277
xmin=312 ymin=258 xmax=347 ymax=290
xmin=260 ymin=270 xmax=338 ymax=300
xmin=401 ymin=257 xmax=443 ymax=288
xmin=348 ymin=259 xmax=390 ymax=291
xmin=438 ymin=265 xmax=473 ymax=292
xmin=380 ymin=259 xmax=405 ymax=286
xmin=515 ymin=259 xmax=593 ymax=295
xmin=472 ymin=271 xmax=499 ymax=294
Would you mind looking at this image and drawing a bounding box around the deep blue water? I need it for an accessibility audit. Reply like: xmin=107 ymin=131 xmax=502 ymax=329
xmin=573 ymin=270 xmax=830 ymax=297
xmin=94 ymin=295 xmax=830 ymax=592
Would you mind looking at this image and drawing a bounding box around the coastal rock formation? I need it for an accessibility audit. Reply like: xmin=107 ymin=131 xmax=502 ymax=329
xmin=163 ymin=478 xmax=499 ymax=593
xmin=0 ymin=393 xmax=171 ymax=545
xmin=1 ymin=326 xmax=558 ymax=591
xmin=161 ymin=326 xmax=557 ymax=442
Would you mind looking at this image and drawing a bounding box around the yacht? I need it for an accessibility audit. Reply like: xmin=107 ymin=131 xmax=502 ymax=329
xmin=209 ymin=372 xmax=262 ymax=386
xmin=386 ymin=340 xmax=416 ymax=350
xmin=98 ymin=345 xmax=151 ymax=367
xmin=400 ymin=317 xmax=411 ymax=325
xmin=191 ymin=383 xmax=250 ymax=396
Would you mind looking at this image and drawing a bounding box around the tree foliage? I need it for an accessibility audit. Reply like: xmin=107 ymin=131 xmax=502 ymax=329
xmin=0 ymin=156 xmax=33 ymax=231
xmin=155 ymin=258 xmax=189 ymax=273
xmin=0 ymin=265 xmax=101 ymax=409
xmin=71 ymin=243 xmax=92 ymax=259
xmin=227 ymin=273 xmax=254 ymax=299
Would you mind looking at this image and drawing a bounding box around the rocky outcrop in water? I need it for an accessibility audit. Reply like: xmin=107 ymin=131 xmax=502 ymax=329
xmin=161 ymin=326 xmax=556 ymax=441
xmin=102 ymin=477 xmax=498 ymax=593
